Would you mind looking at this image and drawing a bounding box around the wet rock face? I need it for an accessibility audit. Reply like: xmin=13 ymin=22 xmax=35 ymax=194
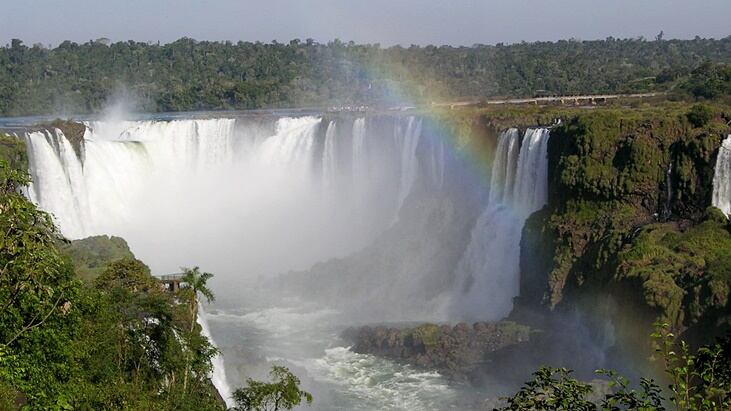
xmin=30 ymin=120 xmax=86 ymax=159
xmin=343 ymin=321 xmax=530 ymax=381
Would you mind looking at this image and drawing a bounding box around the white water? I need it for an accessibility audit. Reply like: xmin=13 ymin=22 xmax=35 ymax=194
xmin=394 ymin=117 xmax=422 ymax=217
xmin=451 ymin=128 xmax=550 ymax=321
xmin=321 ymin=121 xmax=337 ymax=193
xmin=203 ymin=300 xmax=462 ymax=411
xmin=196 ymin=304 xmax=235 ymax=407
xmin=712 ymin=135 xmax=731 ymax=217
xmin=25 ymin=117 xmax=433 ymax=277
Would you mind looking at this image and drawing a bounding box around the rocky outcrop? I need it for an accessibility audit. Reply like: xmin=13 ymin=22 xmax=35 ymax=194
xmin=517 ymin=105 xmax=731 ymax=345
xmin=30 ymin=119 xmax=86 ymax=159
xmin=343 ymin=321 xmax=531 ymax=382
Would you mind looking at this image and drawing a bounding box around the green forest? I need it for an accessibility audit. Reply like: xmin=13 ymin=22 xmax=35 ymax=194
xmin=1 ymin=36 xmax=731 ymax=116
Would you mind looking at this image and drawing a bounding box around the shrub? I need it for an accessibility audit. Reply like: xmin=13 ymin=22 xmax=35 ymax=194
xmin=686 ymin=104 xmax=713 ymax=128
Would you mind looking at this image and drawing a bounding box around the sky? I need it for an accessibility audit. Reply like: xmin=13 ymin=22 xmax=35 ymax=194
xmin=2 ymin=0 xmax=730 ymax=47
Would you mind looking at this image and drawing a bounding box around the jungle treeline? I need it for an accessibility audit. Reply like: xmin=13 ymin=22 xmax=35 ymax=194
xmin=1 ymin=36 xmax=730 ymax=115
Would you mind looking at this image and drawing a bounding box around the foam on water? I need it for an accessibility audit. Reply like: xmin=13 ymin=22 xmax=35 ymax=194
xmin=306 ymin=347 xmax=457 ymax=411
xmin=205 ymin=303 xmax=458 ymax=411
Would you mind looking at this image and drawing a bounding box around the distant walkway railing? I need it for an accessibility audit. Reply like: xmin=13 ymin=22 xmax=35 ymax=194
xmin=157 ymin=273 xmax=184 ymax=292
xmin=430 ymin=92 xmax=663 ymax=109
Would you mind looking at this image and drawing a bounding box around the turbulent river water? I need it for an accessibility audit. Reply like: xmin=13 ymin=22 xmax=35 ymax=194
xmin=17 ymin=112 xmax=551 ymax=410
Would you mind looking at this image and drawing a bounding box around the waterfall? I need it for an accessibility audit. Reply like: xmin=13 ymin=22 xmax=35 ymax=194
xmin=26 ymin=119 xmax=240 ymax=239
xmin=429 ymin=139 xmax=446 ymax=189
xmin=259 ymin=116 xmax=320 ymax=167
xmin=663 ymin=161 xmax=673 ymax=219
xmin=351 ymin=118 xmax=368 ymax=196
xmin=321 ymin=120 xmax=337 ymax=192
xmin=713 ymin=135 xmax=731 ymax=217
xmin=24 ymin=115 xmax=444 ymax=276
xmin=25 ymin=129 xmax=90 ymax=238
xmin=394 ymin=117 xmax=422 ymax=216
xmin=451 ymin=128 xmax=550 ymax=321
xmin=196 ymin=304 xmax=234 ymax=408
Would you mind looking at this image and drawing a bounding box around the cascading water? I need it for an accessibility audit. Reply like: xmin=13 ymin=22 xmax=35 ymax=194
xmin=712 ymin=135 xmax=731 ymax=217
xmin=351 ymin=118 xmax=368 ymax=205
xmin=394 ymin=117 xmax=423 ymax=217
xmin=196 ymin=304 xmax=234 ymax=407
xmin=451 ymin=128 xmax=550 ymax=321
xmin=321 ymin=121 xmax=337 ymax=192
xmin=429 ymin=138 xmax=446 ymax=189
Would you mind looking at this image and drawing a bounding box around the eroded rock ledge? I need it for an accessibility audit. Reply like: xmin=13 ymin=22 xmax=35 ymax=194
xmin=343 ymin=321 xmax=531 ymax=382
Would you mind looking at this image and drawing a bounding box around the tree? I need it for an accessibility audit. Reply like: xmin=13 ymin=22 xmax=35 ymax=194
xmin=497 ymin=324 xmax=731 ymax=411
xmin=496 ymin=367 xmax=595 ymax=411
xmin=0 ymin=160 xmax=224 ymax=409
xmin=2 ymin=36 xmax=731 ymax=115
xmin=180 ymin=266 xmax=215 ymax=394
xmin=0 ymin=161 xmax=81 ymax=407
xmin=180 ymin=266 xmax=215 ymax=331
xmin=233 ymin=366 xmax=313 ymax=411
xmin=686 ymin=104 xmax=713 ymax=128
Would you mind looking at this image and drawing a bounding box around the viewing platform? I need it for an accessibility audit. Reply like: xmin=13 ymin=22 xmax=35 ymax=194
xmin=158 ymin=273 xmax=184 ymax=292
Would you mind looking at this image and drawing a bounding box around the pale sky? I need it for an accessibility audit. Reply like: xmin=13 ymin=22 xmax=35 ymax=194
xmin=2 ymin=0 xmax=730 ymax=47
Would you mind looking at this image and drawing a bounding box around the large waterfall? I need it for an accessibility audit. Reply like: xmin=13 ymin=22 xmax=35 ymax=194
xmin=24 ymin=116 xmax=446 ymax=277
xmin=451 ymin=128 xmax=550 ymax=321
xmin=713 ymin=135 xmax=731 ymax=217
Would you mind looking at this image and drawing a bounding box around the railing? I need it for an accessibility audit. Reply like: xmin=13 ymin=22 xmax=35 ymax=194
xmin=158 ymin=273 xmax=184 ymax=282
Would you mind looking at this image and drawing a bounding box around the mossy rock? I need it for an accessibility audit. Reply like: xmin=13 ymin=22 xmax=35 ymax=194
xmin=616 ymin=212 xmax=731 ymax=330
xmin=518 ymin=104 xmax=730 ymax=344
xmin=60 ymin=235 xmax=135 ymax=281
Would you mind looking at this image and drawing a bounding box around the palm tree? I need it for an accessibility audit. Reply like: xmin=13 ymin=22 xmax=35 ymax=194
xmin=180 ymin=266 xmax=215 ymax=331
xmin=180 ymin=266 xmax=215 ymax=395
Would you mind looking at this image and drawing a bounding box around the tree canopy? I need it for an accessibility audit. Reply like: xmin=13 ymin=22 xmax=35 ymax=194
xmin=233 ymin=366 xmax=313 ymax=411
xmin=0 ymin=160 xmax=226 ymax=410
xmin=1 ymin=36 xmax=731 ymax=116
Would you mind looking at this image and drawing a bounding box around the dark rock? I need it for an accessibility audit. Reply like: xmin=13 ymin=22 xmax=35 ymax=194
xmin=30 ymin=119 xmax=86 ymax=159
xmin=343 ymin=321 xmax=531 ymax=382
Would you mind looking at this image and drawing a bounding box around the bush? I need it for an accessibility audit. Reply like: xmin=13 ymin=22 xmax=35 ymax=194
xmin=686 ymin=104 xmax=714 ymax=128
xmin=497 ymin=323 xmax=731 ymax=410
xmin=232 ymin=366 xmax=312 ymax=411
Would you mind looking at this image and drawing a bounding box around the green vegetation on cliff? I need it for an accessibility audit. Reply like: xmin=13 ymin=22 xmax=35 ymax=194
xmin=0 ymin=161 xmax=225 ymax=410
xmin=60 ymin=235 xmax=135 ymax=281
xmin=0 ymin=134 xmax=26 ymax=171
xmin=518 ymin=103 xmax=731 ymax=346
xmin=618 ymin=208 xmax=731 ymax=331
